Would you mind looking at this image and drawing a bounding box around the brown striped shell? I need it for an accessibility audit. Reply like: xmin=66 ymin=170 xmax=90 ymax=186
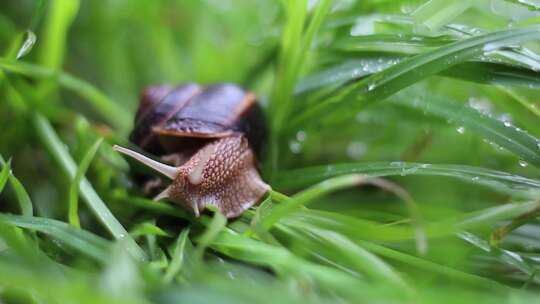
xmin=130 ymin=83 xmax=267 ymax=159
xmin=115 ymin=83 xmax=270 ymax=218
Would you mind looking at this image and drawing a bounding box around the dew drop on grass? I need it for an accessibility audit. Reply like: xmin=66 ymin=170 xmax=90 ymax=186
xmin=482 ymin=43 xmax=500 ymax=53
xmin=367 ymin=83 xmax=376 ymax=91
xmin=471 ymin=176 xmax=480 ymax=182
xmin=519 ymin=160 xmax=528 ymax=167
xmin=390 ymin=161 xmax=403 ymax=168
xmin=296 ymin=131 xmax=307 ymax=142
xmin=456 ymin=126 xmax=465 ymax=134
xmin=346 ymin=141 xmax=367 ymax=160
xmin=498 ymin=113 xmax=512 ymax=125
xmin=468 ymin=97 xmax=493 ymax=114
xmin=289 ymin=140 xmax=302 ymax=154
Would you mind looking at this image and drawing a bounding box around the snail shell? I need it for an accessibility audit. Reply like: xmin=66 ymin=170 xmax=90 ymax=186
xmin=115 ymin=83 xmax=270 ymax=218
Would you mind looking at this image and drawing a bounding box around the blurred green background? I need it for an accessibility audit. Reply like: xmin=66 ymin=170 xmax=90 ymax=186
xmin=1 ymin=0 xmax=540 ymax=303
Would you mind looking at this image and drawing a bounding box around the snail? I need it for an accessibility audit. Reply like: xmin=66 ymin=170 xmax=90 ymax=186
xmin=113 ymin=83 xmax=271 ymax=218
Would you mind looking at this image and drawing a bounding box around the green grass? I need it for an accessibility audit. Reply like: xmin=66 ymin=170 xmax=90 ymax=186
xmin=1 ymin=0 xmax=540 ymax=303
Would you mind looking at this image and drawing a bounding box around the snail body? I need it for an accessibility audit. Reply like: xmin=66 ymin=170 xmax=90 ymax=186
xmin=114 ymin=83 xmax=270 ymax=218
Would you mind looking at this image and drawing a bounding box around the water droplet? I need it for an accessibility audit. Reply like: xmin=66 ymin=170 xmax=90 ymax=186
xmin=289 ymin=141 xmax=302 ymax=154
xmin=498 ymin=113 xmax=512 ymax=125
xmin=471 ymin=176 xmax=480 ymax=181
xmin=390 ymin=161 xmax=403 ymax=167
xmin=468 ymin=97 xmax=493 ymax=114
xmin=367 ymin=83 xmax=376 ymax=91
xmin=346 ymin=142 xmax=367 ymax=160
xmin=483 ymin=43 xmax=500 ymax=53
xmin=296 ymin=131 xmax=307 ymax=142
xmin=519 ymin=160 xmax=528 ymax=167
xmin=456 ymin=126 xmax=465 ymax=134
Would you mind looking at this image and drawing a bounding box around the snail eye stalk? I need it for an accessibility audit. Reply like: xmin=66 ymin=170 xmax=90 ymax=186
xmin=113 ymin=145 xmax=178 ymax=180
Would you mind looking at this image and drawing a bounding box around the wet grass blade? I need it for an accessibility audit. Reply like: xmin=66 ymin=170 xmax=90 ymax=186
xmin=297 ymin=59 xmax=540 ymax=95
xmin=391 ymin=91 xmax=540 ymax=169
xmin=276 ymin=162 xmax=540 ymax=195
xmin=442 ymin=62 xmax=540 ymax=90
xmin=291 ymin=25 xmax=540 ymax=129
xmin=267 ymin=0 xmax=332 ymax=176
xmin=68 ymin=138 xmax=103 ymax=228
xmin=332 ymin=34 xmax=455 ymax=54
xmin=459 ymin=232 xmax=538 ymax=276
xmin=412 ymin=0 xmax=472 ymax=32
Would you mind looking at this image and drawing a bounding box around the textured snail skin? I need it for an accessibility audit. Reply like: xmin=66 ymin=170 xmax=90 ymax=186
xmin=121 ymin=83 xmax=270 ymax=218
xmin=169 ymin=135 xmax=270 ymax=218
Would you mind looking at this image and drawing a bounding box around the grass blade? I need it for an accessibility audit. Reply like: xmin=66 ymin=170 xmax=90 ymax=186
xmin=7 ymin=173 xmax=34 ymax=217
xmin=391 ymin=91 xmax=540 ymax=168
xmin=412 ymin=0 xmax=472 ymax=32
xmin=0 ymin=58 xmax=131 ymax=132
xmin=112 ymin=193 xmax=189 ymax=219
xmin=356 ymin=239 xmax=504 ymax=290
xmin=195 ymin=211 xmax=227 ymax=260
xmin=262 ymin=174 xmax=367 ymax=229
xmin=0 ymin=158 xmax=11 ymax=194
xmin=15 ymin=30 xmax=37 ymax=60
xmin=68 ymin=138 xmax=103 ymax=228
xmin=0 ymin=155 xmax=33 ymax=216
xmin=291 ymin=25 xmax=540 ymax=128
xmin=0 ymin=214 xmax=110 ymax=262
xmin=267 ymin=0 xmax=332 ymax=175
xmin=276 ymin=162 xmax=540 ymax=195
xmin=211 ymin=228 xmax=370 ymax=294
xmin=283 ymin=200 xmax=540 ymax=242
xmin=33 ymin=113 xmax=146 ymax=261
xmin=163 ymin=228 xmax=190 ymax=284
xmin=130 ymin=222 xmax=170 ymax=238
xmin=459 ymin=231 xmax=537 ymax=276
xmin=277 ymin=225 xmax=409 ymax=290
xmin=38 ymin=0 xmax=79 ymax=69
xmin=297 ymin=59 xmax=540 ymax=95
